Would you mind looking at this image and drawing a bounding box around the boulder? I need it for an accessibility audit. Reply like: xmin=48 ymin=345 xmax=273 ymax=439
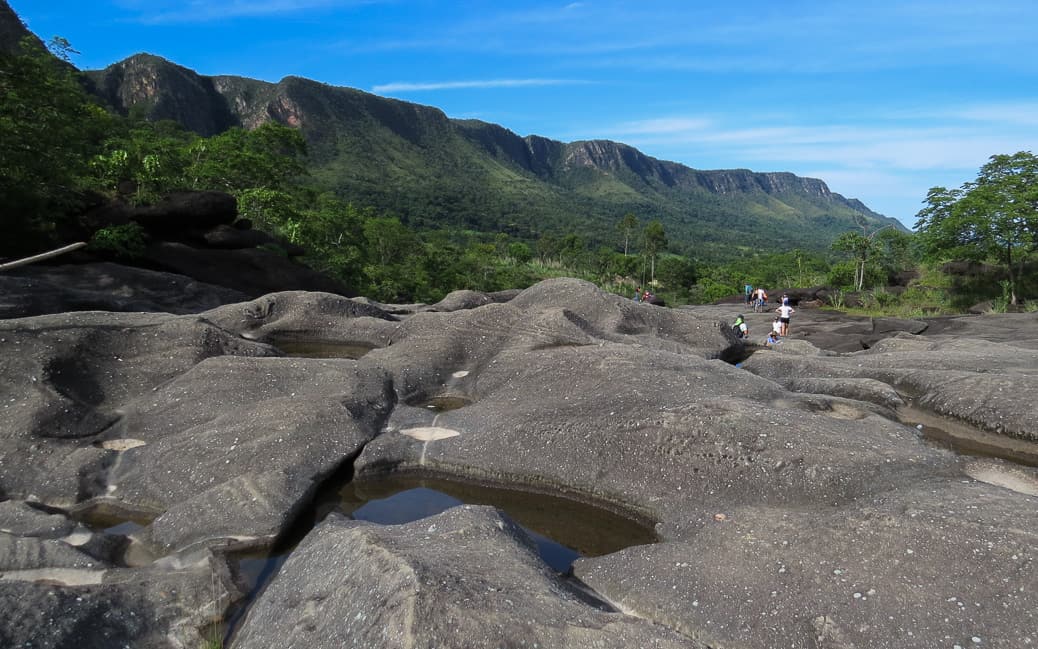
xmin=201 ymin=224 xmax=279 ymax=250
xmin=0 ymin=262 xmax=248 ymax=318
xmin=0 ymin=558 xmax=237 ymax=649
xmin=576 ymin=475 xmax=1038 ymax=649
xmin=105 ymin=356 xmax=393 ymax=552
xmin=131 ymin=191 xmax=238 ymax=234
xmin=144 ymin=241 xmax=354 ymax=297
xmin=231 ymin=507 xmax=705 ymax=649
xmin=0 ymin=311 xmax=276 ymax=505
xmin=0 ymin=499 xmax=238 ymax=649
xmin=202 ymin=291 xmax=397 ymax=345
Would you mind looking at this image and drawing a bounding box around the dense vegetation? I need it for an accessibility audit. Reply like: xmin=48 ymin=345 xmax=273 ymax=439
xmin=2 ymin=35 xmax=1036 ymax=311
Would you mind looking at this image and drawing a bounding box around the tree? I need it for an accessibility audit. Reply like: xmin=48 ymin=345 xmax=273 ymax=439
xmin=0 ymin=37 xmax=111 ymax=254
xmin=617 ymin=212 xmax=638 ymax=257
xmin=831 ymin=222 xmax=903 ymax=291
xmin=186 ymin=123 xmax=307 ymax=193
xmin=656 ymin=255 xmax=697 ymax=292
xmin=641 ymin=220 xmax=667 ymax=284
xmin=872 ymin=228 xmax=915 ymax=282
xmin=916 ymin=152 xmax=1038 ymax=304
xmin=831 ymin=231 xmax=873 ymax=291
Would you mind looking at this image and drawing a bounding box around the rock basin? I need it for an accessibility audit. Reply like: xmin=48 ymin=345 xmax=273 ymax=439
xmin=1 ymin=275 xmax=1036 ymax=649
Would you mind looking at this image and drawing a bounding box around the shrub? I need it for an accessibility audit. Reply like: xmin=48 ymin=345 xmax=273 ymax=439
xmin=87 ymin=223 xmax=147 ymax=259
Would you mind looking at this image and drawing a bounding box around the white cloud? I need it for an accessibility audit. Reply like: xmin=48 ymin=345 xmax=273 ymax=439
xmin=591 ymin=104 xmax=1038 ymax=224
xmin=372 ymin=79 xmax=587 ymax=93
xmin=613 ymin=117 xmax=714 ymax=135
xmin=126 ymin=0 xmax=373 ymax=24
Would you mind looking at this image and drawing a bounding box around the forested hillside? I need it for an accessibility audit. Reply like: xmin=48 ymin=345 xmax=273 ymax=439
xmin=83 ymin=53 xmax=903 ymax=260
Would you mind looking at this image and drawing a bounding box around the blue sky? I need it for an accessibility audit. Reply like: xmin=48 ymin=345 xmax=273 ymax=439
xmin=14 ymin=1 xmax=1038 ymax=227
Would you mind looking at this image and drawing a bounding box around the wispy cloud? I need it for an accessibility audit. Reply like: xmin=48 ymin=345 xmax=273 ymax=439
xmin=612 ymin=117 xmax=714 ymax=135
xmin=372 ymin=79 xmax=589 ymax=93
xmin=592 ymin=101 xmax=1038 ymax=222
xmin=119 ymin=0 xmax=374 ymax=24
xmin=941 ymin=102 xmax=1038 ymax=127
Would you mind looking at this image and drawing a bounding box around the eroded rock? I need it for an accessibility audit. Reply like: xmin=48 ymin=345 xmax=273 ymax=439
xmin=231 ymin=507 xmax=705 ymax=649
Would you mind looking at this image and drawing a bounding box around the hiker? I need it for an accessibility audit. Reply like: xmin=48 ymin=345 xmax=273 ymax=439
xmin=752 ymin=287 xmax=768 ymax=311
xmin=732 ymin=314 xmax=748 ymax=339
xmin=781 ymin=293 xmax=790 ymax=306
xmin=634 ymin=287 xmax=642 ymax=302
xmin=775 ymin=303 xmax=795 ymax=336
xmin=772 ymin=316 xmax=783 ymax=336
xmin=744 ymin=283 xmax=753 ymax=304
xmin=765 ymin=331 xmax=781 ymax=347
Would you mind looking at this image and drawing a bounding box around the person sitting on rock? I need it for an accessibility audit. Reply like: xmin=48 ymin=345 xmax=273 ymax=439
xmin=732 ymin=314 xmax=748 ymax=339
xmin=765 ymin=331 xmax=781 ymax=347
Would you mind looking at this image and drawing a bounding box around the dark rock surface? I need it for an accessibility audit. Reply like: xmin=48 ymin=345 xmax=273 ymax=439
xmin=110 ymin=355 xmax=394 ymax=551
xmin=1 ymin=277 xmax=1036 ymax=648
xmin=203 ymin=290 xmax=397 ymax=344
xmin=0 ymin=311 xmax=276 ymax=504
xmin=0 ymin=497 xmax=238 ymax=649
xmin=144 ymin=242 xmax=352 ymax=298
xmin=0 ymin=262 xmax=248 ymax=318
xmin=232 ymin=507 xmax=704 ymax=649
xmin=131 ymin=191 xmax=238 ymax=234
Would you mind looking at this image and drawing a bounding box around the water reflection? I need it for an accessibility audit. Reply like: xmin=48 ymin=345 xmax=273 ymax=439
xmin=335 ymin=476 xmax=656 ymax=568
xmin=225 ymin=474 xmax=657 ymax=643
xmin=900 ymin=405 xmax=1038 ymax=467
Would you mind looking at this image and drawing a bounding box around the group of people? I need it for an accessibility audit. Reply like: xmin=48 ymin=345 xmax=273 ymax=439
xmin=633 ymin=287 xmax=656 ymax=303
xmin=733 ymin=286 xmax=795 ymax=347
xmin=744 ymin=284 xmax=768 ymax=310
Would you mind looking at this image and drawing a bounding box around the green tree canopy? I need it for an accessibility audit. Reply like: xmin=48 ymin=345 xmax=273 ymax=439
xmin=0 ymin=37 xmax=111 ymax=254
xmin=617 ymin=212 xmax=638 ymax=257
xmin=641 ymin=220 xmax=667 ymax=283
xmin=915 ymin=151 xmax=1038 ymax=304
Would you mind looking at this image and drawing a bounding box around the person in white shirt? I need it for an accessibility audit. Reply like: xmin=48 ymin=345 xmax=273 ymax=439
xmin=772 ymin=317 xmax=783 ymax=335
xmin=775 ymin=304 xmax=795 ymax=335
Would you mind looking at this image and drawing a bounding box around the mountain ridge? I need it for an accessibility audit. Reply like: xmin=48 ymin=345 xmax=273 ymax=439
xmin=51 ymin=34 xmax=906 ymax=256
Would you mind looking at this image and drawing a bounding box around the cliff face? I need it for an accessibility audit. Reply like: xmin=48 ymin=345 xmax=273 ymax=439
xmin=26 ymin=42 xmax=902 ymax=254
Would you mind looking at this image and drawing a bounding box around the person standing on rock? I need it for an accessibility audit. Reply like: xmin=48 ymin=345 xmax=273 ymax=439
xmin=744 ymin=283 xmax=753 ymax=305
xmin=775 ymin=303 xmax=795 ymax=336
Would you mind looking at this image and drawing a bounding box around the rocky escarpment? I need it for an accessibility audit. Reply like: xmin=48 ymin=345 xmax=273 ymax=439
xmin=85 ymin=54 xmax=238 ymax=137
xmin=0 ymin=276 xmax=1035 ymax=648
xmin=67 ymin=47 xmax=903 ymax=254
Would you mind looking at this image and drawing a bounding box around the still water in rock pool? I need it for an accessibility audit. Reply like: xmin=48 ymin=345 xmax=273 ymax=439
xmin=227 ymin=474 xmax=657 ymax=639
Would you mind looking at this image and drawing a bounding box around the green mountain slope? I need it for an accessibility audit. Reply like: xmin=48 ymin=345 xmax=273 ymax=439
xmin=83 ymin=53 xmax=905 ymax=259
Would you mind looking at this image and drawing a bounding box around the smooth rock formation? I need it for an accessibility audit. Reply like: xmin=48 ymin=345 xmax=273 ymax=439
xmin=0 ymin=262 xmax=248 ymax=318
xmin=1 ymin=275 xmax=1035 ymax=648
xmin=231 ymin=507 xmax=704 ymax=649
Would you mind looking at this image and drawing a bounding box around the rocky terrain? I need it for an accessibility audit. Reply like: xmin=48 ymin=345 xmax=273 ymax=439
xmin=1 ymin=271 xmax=1036 ymax=649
